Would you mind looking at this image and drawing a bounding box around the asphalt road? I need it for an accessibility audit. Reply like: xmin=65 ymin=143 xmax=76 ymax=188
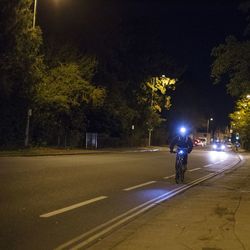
xmin=0 ymin=148 xmax=240 ymax=249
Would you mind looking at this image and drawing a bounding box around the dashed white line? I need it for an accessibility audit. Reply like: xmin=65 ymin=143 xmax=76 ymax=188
xmin=40 ymin=196 xmax=108 ymax=218
xmin=123 ymin=181 xmax=156 ymax=191
xmin=55 ymin=157 xmax=241 ymax=250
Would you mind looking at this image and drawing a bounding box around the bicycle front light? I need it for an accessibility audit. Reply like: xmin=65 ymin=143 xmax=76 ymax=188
xmin=179 ymin=150 xmax=184 ymax=154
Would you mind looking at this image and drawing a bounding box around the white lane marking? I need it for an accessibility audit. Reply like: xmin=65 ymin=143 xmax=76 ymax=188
xmin=164 ymin=174 xmax=175 ymax=179
xmin=123 ymin=181 xmax=156 ymax=191
xmin=203 ymin=160 xmax=223 ymax=168
xmin=188 ymin=167 xmax=201 ymax=172
xmin=40 ymin=196 xmax=108 ymax=218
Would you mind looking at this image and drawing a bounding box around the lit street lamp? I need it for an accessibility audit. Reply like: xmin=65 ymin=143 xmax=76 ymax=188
xmin=206 ymin=118 xmax=213 ymax=142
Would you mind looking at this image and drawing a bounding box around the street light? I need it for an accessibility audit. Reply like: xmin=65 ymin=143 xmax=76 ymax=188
xmin=206 ymin=118 xmax=213 ymax=142
xmin=33 ymin=0 xmax=38 ymax=28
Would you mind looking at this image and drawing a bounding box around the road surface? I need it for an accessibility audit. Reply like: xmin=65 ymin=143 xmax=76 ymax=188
xmin=0 ymin=148 xmax=240 ymax=249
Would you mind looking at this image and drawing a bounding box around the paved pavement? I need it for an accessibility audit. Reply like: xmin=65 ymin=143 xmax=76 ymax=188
xmin=89 ymin=152 xmax=250 ymax=250
xmin=0 ymin=146 xmax=166 ymax=157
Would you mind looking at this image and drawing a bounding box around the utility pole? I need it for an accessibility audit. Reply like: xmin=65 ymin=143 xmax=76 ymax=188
xmin=148 ymin=77 xmax=156 ymax=147
xmin=206 ymin=118 xmax=213 ymax=143
xmin=33 ymin=0 xmax=38 ymax=28
xmin=24 ymin=109 xmax=32 ymax=147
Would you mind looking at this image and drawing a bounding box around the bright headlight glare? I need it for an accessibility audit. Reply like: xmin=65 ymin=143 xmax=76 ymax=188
xmin=180 ymin=127 xmax=186 ymax=134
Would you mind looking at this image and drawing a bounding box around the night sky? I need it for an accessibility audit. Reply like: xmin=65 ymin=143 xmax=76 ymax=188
xmin=37 ymin=0 xmax=246 ymax=129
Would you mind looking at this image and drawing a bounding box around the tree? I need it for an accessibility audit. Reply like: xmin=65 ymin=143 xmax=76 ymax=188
xmin=230 ymin=96 xmax=250 ymax=149
xmin=140 ymin=75 xmax=176 ymax=132
xmin=211 ymin=3 xmax=250 ymax=149
xmin=0 ymin=0 xmax=44 ymax=146
xmin=93 ymin=16 xmax=180 ymax=144
xmin=145 ymin=76 xmax=176 ymax=112
xmin=211 ymin=36 xmax=250 ymax=97
xmin=34 ymin=60 xmax=105 ymax=146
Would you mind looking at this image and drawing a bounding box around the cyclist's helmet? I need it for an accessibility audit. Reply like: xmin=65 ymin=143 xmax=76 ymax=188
xmin=179 ymin=126 xmax=187 ymax=138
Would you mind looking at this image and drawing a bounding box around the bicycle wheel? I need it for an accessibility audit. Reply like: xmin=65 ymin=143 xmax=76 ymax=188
xmin=175 ymin=160 xmax=184 ymax=184
xmin=180 ymin=164 xmax=185 ymax=183
xmin=175 ymin=160 xmax=182 ymax=184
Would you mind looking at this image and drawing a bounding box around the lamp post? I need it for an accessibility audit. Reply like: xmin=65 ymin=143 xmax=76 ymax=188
xmin=24 ymin=0 xmax=37 ymax=146
xmin=24 ymin=109 xmax=32 ymax=147
xmin=33 ymin=0 xmax=38 ymax=28
xmin=206 ymin=118 xmax=213 ymax=143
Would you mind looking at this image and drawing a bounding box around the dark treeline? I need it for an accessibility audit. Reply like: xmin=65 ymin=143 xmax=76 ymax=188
xmin=0 ymin=1 xmax=182 ymax=148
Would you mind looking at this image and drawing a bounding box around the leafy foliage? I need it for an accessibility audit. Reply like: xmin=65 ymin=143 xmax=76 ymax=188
xmin=0 ymin=0 xmax=44 ymax=146
xmin=0 ymin=1 xmax=180 ymax=147
xmin=230 ymin=97 xmax=250 ymax=149
xmin=211 ymin=5 xmax=250 ymax=149
xmin=211 ymin=36 xmax=250 ymax=97
xmin=33 ymin=59 xmax=105 ymax=146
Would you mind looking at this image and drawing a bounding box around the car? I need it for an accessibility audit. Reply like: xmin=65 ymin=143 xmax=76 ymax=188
xmin=193 ymin=138 xmax=207 ymax=147
xmin=193 ymin=139 xmax=202 ymax=146
xmin=198 ymin=137 xmax=207 ymax=146
xmin=212 ymin=142 xmax=226 ymax=151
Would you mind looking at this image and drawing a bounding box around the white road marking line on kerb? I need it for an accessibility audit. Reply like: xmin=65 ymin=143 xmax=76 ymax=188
xmin=40 ymin=196 xmax=108 ymax=218
xmin=188 ymin=168 xmax=201 ymax=172
xmin=123 ymin=181 xmax=156 ymax=191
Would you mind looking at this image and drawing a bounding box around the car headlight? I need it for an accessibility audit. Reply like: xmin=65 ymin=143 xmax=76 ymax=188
xmin=221 ymin=145 xmax=225 ymax=150
xmin=213 ymin=144 xmax=217 ymax=149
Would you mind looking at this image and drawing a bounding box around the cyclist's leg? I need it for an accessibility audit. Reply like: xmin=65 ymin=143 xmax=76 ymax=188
xmin=183 ymin=154 xmax=188 ymax=171
xmin=175 ymin=158 xmax=181 ymax=183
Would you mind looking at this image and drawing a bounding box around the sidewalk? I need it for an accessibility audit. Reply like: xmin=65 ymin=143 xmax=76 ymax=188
xmin=90 ymin=153 xmax=250 ymax=250
xmin=0 ymin=146 xmax=167 ymax=157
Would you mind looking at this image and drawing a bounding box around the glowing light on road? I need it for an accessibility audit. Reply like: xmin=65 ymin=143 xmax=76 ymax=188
xmin=208 ymin=151 xmax=228 ymax=162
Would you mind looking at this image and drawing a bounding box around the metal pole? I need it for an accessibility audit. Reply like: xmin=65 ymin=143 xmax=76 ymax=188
xmin=95 ymin=133 xmax=98 ymax=149
xmin=206 ymin=119 xmax=209 ymax=135
xmin=25 ymin=109 xmax=32 ymax=147
xmin=33 ymin=0 xmax=38 ymax=29
xmin=206 ymin=119 xmax=209 ymax=143
xmin=148 ymin=129 xmax=152 ymax=147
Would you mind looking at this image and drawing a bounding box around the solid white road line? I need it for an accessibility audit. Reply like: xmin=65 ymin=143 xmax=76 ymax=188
xmin=40 ymin=196 xmax=108 ymax=218
xmin=123 ymin=181 xmax=156 ymax=191
xmin=164 ymin=174 xmax=175 ymax=179
xmin=203 ymin=160 xmax=223 ymax=168
xmin=188 ymin=167 xmax=201 ymax=172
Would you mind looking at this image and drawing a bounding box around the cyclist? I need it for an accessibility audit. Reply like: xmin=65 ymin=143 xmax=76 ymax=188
xmin=170 ymin=127 xmax=193 ymax=170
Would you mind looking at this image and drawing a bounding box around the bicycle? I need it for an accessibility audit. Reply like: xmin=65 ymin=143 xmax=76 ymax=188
xmin=173 ymin=147 xmax=188 ymax=184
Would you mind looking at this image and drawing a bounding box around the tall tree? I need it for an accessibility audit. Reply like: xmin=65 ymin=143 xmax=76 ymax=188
xmin=211 ymin=36 xmax=250 ymax=97
xmin=0 ymin=0 xmax=44 ymax=146
xmin=33 ymin=50 xmax=105 ymax=146
xmin=211 ymin=3 xmax=250 ymax=149
xmin=94 ymin=17 xmax=180 ymax=142
xmin=230 ymin=96 xmax=250 ymax=149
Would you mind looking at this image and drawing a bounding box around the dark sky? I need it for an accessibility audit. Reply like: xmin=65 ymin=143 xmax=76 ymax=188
xmin=38 ymin=0 xmax=246 ymax=128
